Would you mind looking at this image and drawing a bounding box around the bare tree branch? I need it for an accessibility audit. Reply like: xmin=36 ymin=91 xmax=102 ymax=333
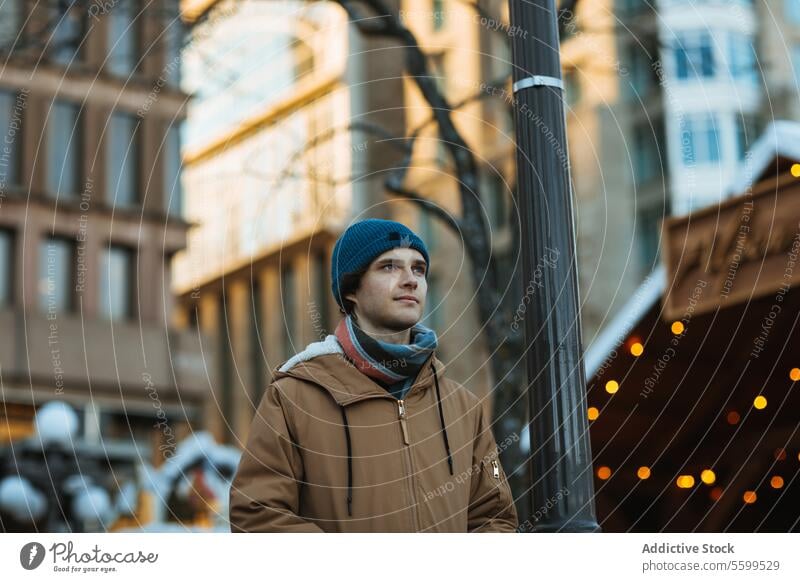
xmin=338 ymin=0 xmax=503 ymax=348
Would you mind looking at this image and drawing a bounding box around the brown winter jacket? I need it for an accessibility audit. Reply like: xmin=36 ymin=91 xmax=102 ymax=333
xmin=229 ymin=337 xmax=519 ymax=532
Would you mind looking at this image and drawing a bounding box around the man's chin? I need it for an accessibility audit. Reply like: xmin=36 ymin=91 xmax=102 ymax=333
xmin=380 ymin=311 xmax=421 ymax=331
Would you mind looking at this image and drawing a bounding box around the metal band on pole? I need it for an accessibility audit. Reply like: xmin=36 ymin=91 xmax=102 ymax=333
xmin=512 ymin=75 xmax=564 ymax=93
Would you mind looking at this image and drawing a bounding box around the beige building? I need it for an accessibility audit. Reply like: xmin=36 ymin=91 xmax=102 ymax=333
xmin=0 ymin=0 xmax=204 ymax=464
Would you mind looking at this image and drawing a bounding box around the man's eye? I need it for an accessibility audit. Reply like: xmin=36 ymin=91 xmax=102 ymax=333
xmin=414 ymin=267 xmax=426 ymax=275
xmin=383 ymin=264 xmax=394 ymax=270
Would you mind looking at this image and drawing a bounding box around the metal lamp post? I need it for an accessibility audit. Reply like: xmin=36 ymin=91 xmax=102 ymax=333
xmin=507 ymin=0 xmax=600 ymax=532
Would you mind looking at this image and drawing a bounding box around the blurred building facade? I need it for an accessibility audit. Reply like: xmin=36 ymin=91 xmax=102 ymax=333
xmin=0 ymin=0 xmax=204 ymax=465
xmin=558 ymin=0 xmax=800 ymax=336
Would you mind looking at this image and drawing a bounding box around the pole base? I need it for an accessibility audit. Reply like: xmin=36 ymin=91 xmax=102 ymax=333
xmin=524 ymin=519 xmax=602 ymax=533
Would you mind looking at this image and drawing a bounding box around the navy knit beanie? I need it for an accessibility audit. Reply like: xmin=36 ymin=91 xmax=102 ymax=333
xmin=331 ymin=219 xmax=430 ymax=309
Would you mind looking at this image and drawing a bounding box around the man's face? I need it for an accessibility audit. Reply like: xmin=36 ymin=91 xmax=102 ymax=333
xmin=345 ymin=247 xmax=428 ymax=332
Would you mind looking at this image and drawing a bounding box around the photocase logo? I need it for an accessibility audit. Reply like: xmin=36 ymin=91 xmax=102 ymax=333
xmin=20 ymin=542 xmax=46 ymax=570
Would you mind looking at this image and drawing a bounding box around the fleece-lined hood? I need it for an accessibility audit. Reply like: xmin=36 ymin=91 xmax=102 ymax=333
xmin=274 ymin=334 xmax=448 ymax=406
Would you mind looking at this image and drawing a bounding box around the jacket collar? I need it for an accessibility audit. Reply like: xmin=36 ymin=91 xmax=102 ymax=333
xmin=273 ymin=342 xmax=447 ymax=406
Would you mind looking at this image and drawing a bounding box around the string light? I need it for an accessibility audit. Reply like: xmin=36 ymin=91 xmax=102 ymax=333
xmin=792 ymin=163 xmax=800 ymax=178
xmin=753 ymin=395 xmax=767 ymax=410
xmin=605 ymin=380 xmax=619 ymax=394
xmin=588 ymin=407 xmax=599 ymax=421
xmin=743 ymin=491 xmax=757 ymax=504
xmin=726 ymin=411 xmax=740 ymax=425
xmin=676 ymin=475 xmax=695 ymax=488
xmin=637 ymin=466 xmax=651 ymax=480
xmin=630 ymin=342 xmax=644 ymax=357
xmin=770 ymin=476 xmax=784 ymax=489
xmin=709 ymin=487 xmax=723 ymax=501
xmin=597 ymin=466 xmax=612 ymax=480
xmin=701 ymin=469 xmax=716 ymax=485
xmin=790 ymin=368 xmax=800 ymax=382
xmin=671 ymin=321 xmax=684 ymax=335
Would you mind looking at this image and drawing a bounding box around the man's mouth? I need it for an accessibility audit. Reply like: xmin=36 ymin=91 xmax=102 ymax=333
xmin=395 ymin=296 xmax=419 ymax=304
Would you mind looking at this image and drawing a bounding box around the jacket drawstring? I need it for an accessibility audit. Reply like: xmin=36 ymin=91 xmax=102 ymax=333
xmin=339 ymin=405 xmax=353 ymax=517
xmin=432 ymin=362 xmax=454 ymax=476
xmin=339 ymin=360 xmax=454 ymax=516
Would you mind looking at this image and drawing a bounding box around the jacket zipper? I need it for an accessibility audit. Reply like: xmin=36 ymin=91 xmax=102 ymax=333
xmin=491 ymin=459 xmax=500 ymax=479
xmin=398 ymin=399 xmax=410 ymax=445
xmin=397 ymin=399 xmax=420 ymax=531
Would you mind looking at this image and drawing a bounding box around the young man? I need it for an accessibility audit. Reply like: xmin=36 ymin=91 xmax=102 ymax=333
xmin=229 ymin=219 xmax=518 ymax=532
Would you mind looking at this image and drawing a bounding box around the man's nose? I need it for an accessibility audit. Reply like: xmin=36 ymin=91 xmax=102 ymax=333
xmin=401 ymin=267 xmax=418 ymax=287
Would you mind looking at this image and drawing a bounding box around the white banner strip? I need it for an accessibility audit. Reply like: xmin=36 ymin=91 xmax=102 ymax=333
xmin=1 ymin=533 xmax=798 ymax=581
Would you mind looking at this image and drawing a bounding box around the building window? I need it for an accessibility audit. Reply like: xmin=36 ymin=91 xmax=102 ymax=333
xmin=481 ymin=170 xmax=509 ymax=229
xmin=47 ymin=100 xmax=82 ymax=198
xmin=430 ymin=53 xmax=449 ymax=167
xmin=107 ymin=112 xmax=140 ymax=208
xmin=164 ymin=124 xmax=182 ymax=217
xmin=0 ymin=89 xmax=23 ymax=188
xmin=219 ymin=291 xmax=234 ymax=442
xmin=559 ymin=9 xmax=579 ymax=41
xmin=418 ymin=207 xmax=438 ymax=252
xmin=98 ymin=245 xmax=134 ymax=319
xmin=281 ymin=265 xmax=295 ymax=359
xmin=674 ymin=32 xmax=715 ymax=80
xmin=728 ymin=33 xmax=756 ymax=81
xmin=432 ymin=0 xmax=445 ymax=31
xmin=735 ymin=114 xmax=758 ymax=160
xmin=163 ymin=1 xmax=184 ymax=89
xmin=632 ymin=120 xmax=665 ymax=185
xmin=638 ymin=206 xmax=665 ymax=269
xmin=38 ymin=237 xmax=74 ymax=313
xmin=50 ymin=0 xmax=85 ymax=65
xmin=793 ymin=44 xmax=800 ymax=81
xmin=786 ymin=0 xmax=800 ymax=24
xmin=313 ymin=252 xmax=329 ymax=336
xmin=619 ymin=0 xmax=648 ymax=16
xmin=679 ymin=113 xmax=720 ymax=165
xmin=564 ymin=69 xmax=581 ymax=107
xmin=423 ymin=274 xmax=441 ymax=332
xmin=0 ymin=0 xmax=22 ymax=52
xmin=249 ymin=277 xmax=264 ymax=404
xmin=101 ymin=410 xmax=157 ymax=447
xmin=627 ymin=41 xmax=658 ymax=99
xmin=0 ymin=229 xmax=12 ymax=307
xmin=107 ymin=0 xmax=140 ymax=77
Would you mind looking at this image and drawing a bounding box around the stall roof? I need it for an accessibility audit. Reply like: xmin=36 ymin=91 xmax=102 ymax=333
xmin=584 ymin=266 xmax=665 ymax=380
xmin=584 ymin=120 xmax=800 ymax=381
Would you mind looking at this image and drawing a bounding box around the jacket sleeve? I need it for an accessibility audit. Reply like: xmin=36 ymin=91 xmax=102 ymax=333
xmin=467 ymin=405 xmax=519 ymax=532
xmin=229 ymin=381 xmax=324 ymax=533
